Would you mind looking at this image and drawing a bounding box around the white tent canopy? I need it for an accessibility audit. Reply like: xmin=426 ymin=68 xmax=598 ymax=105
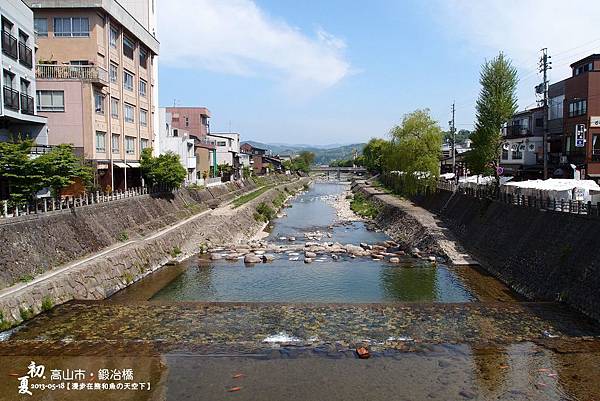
xmin=501 ymin=179 xmax=600 ymax=202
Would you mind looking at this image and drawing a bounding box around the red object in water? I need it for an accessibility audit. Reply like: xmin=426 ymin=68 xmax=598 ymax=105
xmin=356 ymin=347 xmax=370 ymax=359
xmin=227 ymin=386 xmax=242 ymax=392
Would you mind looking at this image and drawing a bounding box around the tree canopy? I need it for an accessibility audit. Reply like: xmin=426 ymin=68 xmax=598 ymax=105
xmin=384 ymin=109 xmax=443 ymax=194
xmin=362 ymin=138 xmax=388 ymax=173
xmin=140 ymin=148 xmax=187 ymax=188
xmin=466 ymin=52 xmax=518 ymax=177
xmin=0 ymin=140 xmax=91 ymax=204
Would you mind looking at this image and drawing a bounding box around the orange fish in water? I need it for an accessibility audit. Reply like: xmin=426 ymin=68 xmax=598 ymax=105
xmin=227 ymin=387 xmax=242 ymax=392
xmin=356 ymin=347 xmax=370 ymax=359
xmin=232 ymin=373 xmax=245 ymax=379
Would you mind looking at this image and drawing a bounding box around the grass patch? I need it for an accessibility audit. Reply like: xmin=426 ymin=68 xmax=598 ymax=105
xmin=122 ymin=272 xmax=134 ymax=284
xmin=19 ymin=307 xmax=33 ymax=321
xmin=170 ymin=246 xmax=182 ymax=258
xmin=272 ymin=191 xmax=287 ymax=209
xmin=350 ymin=192 xmax=380 ymax=219
xmin=117 ymin=231 xmax=129 ymax=242
xmin=19 ymin=274 xmax=35 ymax=283
xmin=0 ymin=312 xmax=11 ymax=331
xmin=41 ymin=296 xmax=53 ymax=312
xmin=232 ymin=186 xmax=273 ymax=208
xmin=254 ymin=202 xmax=275 ymax=222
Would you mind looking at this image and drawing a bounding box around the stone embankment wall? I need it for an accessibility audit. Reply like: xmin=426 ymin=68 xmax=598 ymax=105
xmin=354 ymin=181 xmax=600 ymax=321
xmin=0 ymin=177 xmax=308 ymax=325
xmin=0 ymin=177 xmax=286 ymax=289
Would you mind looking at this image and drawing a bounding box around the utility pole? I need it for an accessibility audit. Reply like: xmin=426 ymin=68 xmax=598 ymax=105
xmin=450 ymin=102 xmax=456 ymax=181
xmin=539 ymin=48 xmax=552 ymax=179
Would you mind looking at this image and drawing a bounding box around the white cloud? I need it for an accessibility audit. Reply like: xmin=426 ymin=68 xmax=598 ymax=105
xmin=429 ymin=0 xmax=600 ymax=108
xmin=432 ymin=0 xmax=600 ymax=78
xmin=157 ymin=0 xmax=351 ymax=91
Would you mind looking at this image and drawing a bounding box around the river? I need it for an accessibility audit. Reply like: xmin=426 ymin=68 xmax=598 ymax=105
xmin=0 ymin=181 xmax=599 ymax=401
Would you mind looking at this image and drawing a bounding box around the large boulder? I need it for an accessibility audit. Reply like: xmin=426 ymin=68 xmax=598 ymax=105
xmin=244 ymin=254 xmax=263 ymax=264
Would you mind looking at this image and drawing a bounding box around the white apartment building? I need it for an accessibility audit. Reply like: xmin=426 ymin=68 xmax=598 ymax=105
xmin=1 ymin=0 xmax=47 ymax=144
xmin=158 ymin=108 xmax=197 ymax=186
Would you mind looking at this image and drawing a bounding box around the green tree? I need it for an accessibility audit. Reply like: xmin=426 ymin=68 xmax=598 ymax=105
xmin=362 ymin=138 xmax=388 ymax=173
xmin=384 ymin=109 xmax=443 ymax=195
xmin=36 ymin=144 xmax=92 ymax=197
xmin=140 ymin=148 xmax=187 ymax=188
xmin=466 ymin=52 xmax=518 ymax=182
xmin=0 ymin=140 xmax=90 ymax=204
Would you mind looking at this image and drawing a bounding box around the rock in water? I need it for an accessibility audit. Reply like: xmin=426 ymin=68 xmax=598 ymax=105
xmin=262 ymin=254 xmax=275 ymax=262
xmin=304 ymin=258 xmax=313 ymax=264
xmin=210 ymin=253 xmax=223 ymax=260
xmin=389 ymin=257 xmax=400 ymax=263
xmin=244 ymin=254 xmax=262 ymax=264
xmin=305 ymin=251 xmax=317 ymax=258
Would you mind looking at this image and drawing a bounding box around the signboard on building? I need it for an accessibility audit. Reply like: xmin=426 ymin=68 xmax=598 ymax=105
xmin=591 ymin=117 xmax=600 ymax=128
xmin=575 ymin=124 xmax=586 ymax=147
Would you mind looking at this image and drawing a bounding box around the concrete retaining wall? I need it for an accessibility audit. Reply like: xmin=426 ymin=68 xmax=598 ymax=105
xmin=354 ymin=181 xmax=600 ymax=321
xmin=0 ymin=177 xmax=309 ymax=326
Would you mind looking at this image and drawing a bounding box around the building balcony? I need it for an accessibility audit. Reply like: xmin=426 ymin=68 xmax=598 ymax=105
xmin=1 ymin=30 xmax=17 ymax=60
xmin=20 ymin=93 xmax=34 ymax=115
xmin=503 ymin=125 xmax=531 ymax=138
xmin=2 ymin=86 xmax=19 ymax=110
xmin=18 ymin=41 xmax=33 ymax=68
xmin=36 ymin=64 xmax=108 ymax=86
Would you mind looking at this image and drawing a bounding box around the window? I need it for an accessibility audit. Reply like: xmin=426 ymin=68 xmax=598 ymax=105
xmin=95 ymin=131 xmax=106 ymax=152
xmin=217 ymin=141 xmax=227 ymax=146
xmin=123 ymin=70 xmax=134 ymax=91
xmin=124 ymin=103 xmax=134 ymax=123
xmin=548 ymin=95 xmax=564 ymax=120
xmin=34 ymin=18 xmax=48 ymax=37
xmin=20 ymin=79 xmax=30 ymax=95
xmin=125 ymin=136 xmax=135 ymax=154
xmin=593 ymin=135 xmax=600 ymax=161
xmin=568 ymin=99 xmax=587 ymax=117
xmin=36 ymin=90 xmax=64 ymax=112
xmin=574 ymin=62 xmax=593 ymax=76
xmin=185 ymin=116 xmax=189 ymax=127
xmin=69 ymin=60 xmax=89 ymax=66
xmin=501 ymin=148 xmax=509 ymax=160
xmin=173 ymin=129 xmax=178 ymax=137
xmin=535 ymin=118 xmax=544 ymax=128
xmin=140 ymin=138 xmax=149 ymax=150
xmin=110 ymin=27 xmax=118 ymax=48
xmin=3 ymin=69 xmax=14 ymax=88
xmin=511 ymin=144 xmax=523 ymax=160
xmin=112 ymin=134 xmax=120 ymax=152
xmin=94 ymin=92 xmax=105 ymax=114
xmin=139 ymin=47 xmax=148 ymax=68
xmin=139 ymin=79 xmax=147 ymax=97
xmin=140 ymin=109 xmax=148 ymax=126
xmin=110 ymin=97 xmax=119 ymax=118
xmin=54 ymin=17 xmax=89 ymax=37
xmin=109 ymin=63 xmax=118 ymax=83
xmin=123 ymin=35 xmax=135 ymax=59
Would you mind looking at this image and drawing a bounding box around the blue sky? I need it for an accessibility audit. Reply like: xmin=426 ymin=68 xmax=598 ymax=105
xmin=157 ymin=0 xmax=600 ymax=145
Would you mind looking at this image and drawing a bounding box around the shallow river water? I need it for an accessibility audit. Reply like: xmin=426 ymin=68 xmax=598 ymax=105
xmin=1 ymin=181 xmax=600 ymax=401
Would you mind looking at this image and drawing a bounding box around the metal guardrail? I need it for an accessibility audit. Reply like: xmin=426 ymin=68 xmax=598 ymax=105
xmin=0 ymin=186 xmax=176 ymax=220
xmin=436 ymin=180 xmax=600 ymax=218
xmin=36 ymin=64 xmax=108 ymax=85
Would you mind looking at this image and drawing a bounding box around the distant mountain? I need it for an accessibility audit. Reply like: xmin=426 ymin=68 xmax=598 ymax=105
xmin=243 ymin=141 xmax=366 ymax=165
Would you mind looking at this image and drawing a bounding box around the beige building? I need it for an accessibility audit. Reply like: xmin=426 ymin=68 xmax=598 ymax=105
xmin=26 ymin=0 xmax=159 ymax=191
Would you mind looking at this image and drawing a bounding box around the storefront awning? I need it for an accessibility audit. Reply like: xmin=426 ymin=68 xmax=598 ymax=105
xmin=114 ymin=162 xmax=128 ymax=168
xmin=97 ymin=163 xmax=109 ymax=170
xmin=127 ymin=162 xmax=141 ymax=168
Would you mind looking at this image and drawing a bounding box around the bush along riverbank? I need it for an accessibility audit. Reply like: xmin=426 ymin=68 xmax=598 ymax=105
xmin=349 ymin=192 xmax=380 ymax=219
